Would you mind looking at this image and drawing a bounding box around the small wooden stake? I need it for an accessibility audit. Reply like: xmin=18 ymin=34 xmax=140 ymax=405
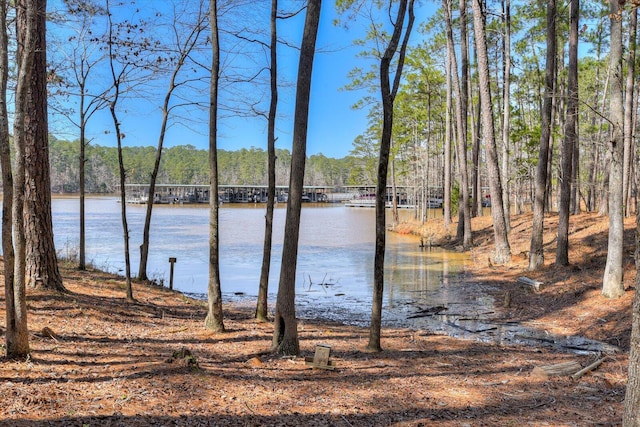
xmin=169 ymin=257 xmax=177 ymax=290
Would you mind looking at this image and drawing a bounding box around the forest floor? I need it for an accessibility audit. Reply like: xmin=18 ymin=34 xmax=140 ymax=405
xmin=0 ymin=211 xmax=635 ymax=426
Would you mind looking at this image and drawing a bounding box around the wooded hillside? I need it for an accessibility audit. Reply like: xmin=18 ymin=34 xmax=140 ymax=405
xmin=47 ymin=139 xmax=363 ymax=193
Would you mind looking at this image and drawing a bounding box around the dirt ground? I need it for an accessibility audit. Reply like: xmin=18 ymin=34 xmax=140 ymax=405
xmin=0 ymin=211 xmax=635 ymax=426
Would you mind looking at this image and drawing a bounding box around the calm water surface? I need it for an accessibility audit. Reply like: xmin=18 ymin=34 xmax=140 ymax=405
xmin=43 ymin=196 xmax=620 ymax=352
xmin=49 ymin=196 xmax=472 ymax=326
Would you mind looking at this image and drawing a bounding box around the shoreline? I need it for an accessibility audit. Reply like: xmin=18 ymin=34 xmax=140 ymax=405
xmin=0 ymin=210 xmax=634 ymax=425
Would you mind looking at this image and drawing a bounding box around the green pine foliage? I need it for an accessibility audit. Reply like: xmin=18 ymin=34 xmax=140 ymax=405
xmin=47 ymin=139 xmax=361 ymax=193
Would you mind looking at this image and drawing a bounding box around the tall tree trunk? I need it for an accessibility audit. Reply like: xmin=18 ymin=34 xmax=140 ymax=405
xmin=272 ymin=0 xmax=321 ymax=355
xmin=79 ymin=100 xmax=86 ymax=270
xmin=0 ymin=0 xmax=13 ymax=353
xmin=571 ymin=110 xmax=580 ymax=214
xmin=24 ymin=0 xmax=63 ymax=291
xmin=529 ymin=0 xmax=556 ymax=271
xmin=139 ymin=12 xmax=205 ymax=282
xmin=444 ymin=0 xmax=471 ymax=249
xmin=256 ymin=0 xmax=278 ymax=322
xmin=597 ymin=40 xmax=611 ymax=215
xmin=624 ymin=51 xmax=640 ymax=421
xmin=8 ymin=0 xmax=38 ymax=358
xmin=501 ymin=0 xmax=511 ymax=231
xmin=369 ymin=0 xmax=415 ymax=353
xmin=471 ymin=98 xmax=481 ymax=216
xmin=586 ymin=20 xmax=606 ymax=212
xmin=624 ymin=279 xmax=640 ymax=426
xmin=623 ymin=7 xmax=637 ymax=217
xmin=471 ymin=0 xmax=510 ymax=264
xmin=443 ymin=44 xmax=452 ymax=227
xmin=205 ymin=0 xmax=225 ymax=332
xmin=602 ymin=0 xmax=625 ymax=299
xmin=626 ymin=63 xmax=640 ymax=421
xmin=556 ymin=0 xmax=578 ymax=266
xmin=459 ymin=0 xmax=472 ymax=238
xmin=391 ymin=159 xmax=399 ymax=224
xmin=0 ymin=0 xmax=25 ymax=358
xmin=106 ymin=0 xmax=133 ymax=302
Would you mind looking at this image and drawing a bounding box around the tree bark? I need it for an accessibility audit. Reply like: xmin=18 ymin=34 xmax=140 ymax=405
xmin=501 ymin=0 xmax=511 ymax=231
xmin=139 ymin=8 xmax=206 ymax=283
xmin=471 ymin=98 xmax=481 ymax=217
xmin=205 ymin=0 xmax=225 ymax=332
xmin=23 ymin=0 xmax=64 ymax=291
xmin=458 ymin=0 xmax=472 ymax=243
xmin=272 ymin=0 xmax=321 ymax=355
xmin=8 ymin=0 xmax=38 ymax=358
xmin=529 ymin=0 xmax=556 ymax=271
xmin=556 ymin=0 xmax=578 ymax=266
xmin=444 ymin=0 xmax=471 ymax=249
xmin=623 ymin=7 xmax=637 ymax=218
xmin=471 ymin=0 xmax=510 ymax=264
xmin=0 ymin=0 xmax=13 ymax=353
xmin=79 ymin=94 xmax=86 ymax=270
xmin=368 ymin=0 xmax=415 ymax=353
xmin=106 ymin=0 xmax=133 ymax=302
xmin=602 ymin=0 xmax=625 ymax=299
xmin=624 ymin=282 xmax=640 ymax=426
xmin=625 ymin=33 xmax=640 ymax=418
xmin=443 ymin=42 xmax=452 ymax=227
xmin=256 ymin=0 xmax=278 ymax=322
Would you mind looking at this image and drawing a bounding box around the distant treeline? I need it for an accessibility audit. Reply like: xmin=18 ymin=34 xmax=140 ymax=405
xmin=48 ymin=138 xmax=375 ymax=193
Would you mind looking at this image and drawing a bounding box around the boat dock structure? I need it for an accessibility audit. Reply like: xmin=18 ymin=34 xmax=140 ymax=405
xmin=122 ymin=184 xmax=444 ymax=209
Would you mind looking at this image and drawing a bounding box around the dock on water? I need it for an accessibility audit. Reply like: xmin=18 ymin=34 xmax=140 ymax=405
xmin=121 ymin=183 xmax=441 ymax=209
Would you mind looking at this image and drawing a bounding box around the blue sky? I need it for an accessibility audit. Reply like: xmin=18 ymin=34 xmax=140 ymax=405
xmin=49 ymin=1 xmax=435 ymax=159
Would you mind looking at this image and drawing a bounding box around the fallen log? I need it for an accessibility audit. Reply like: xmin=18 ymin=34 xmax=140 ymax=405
xmin=532 ymin=361 xmax=582 ymax=377
xmin=571 ymin=357 xmax=606 ymax=380
xmin=517 ymin=276 xmax=543 ymax=291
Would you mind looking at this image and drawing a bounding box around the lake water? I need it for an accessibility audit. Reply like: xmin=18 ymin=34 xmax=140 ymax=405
xmin=18 ymin=196 xmax=617 ymax=352
xmin=47 ymin=196 xmax=472 ymax=326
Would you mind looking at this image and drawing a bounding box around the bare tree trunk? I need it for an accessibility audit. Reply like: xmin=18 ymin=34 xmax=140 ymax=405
xmin=624 ymin=279 xmax=640 ymax=425
xmin=602 ymin=0 xmax=625 ymax=299
xmin=0 ymin=0 xmax=14 ymax=354
xmin=272 ymin=0 xmax=321 ymax=355
xmin=556 ymin=0 xmax=578 ymax=266
xmin=24 ymin=0 xmax=63 ymax=291
xmin=106 ymin=0 xmax=133 ymax=302
xmin=391 ymin=159 xmax=399 ymax=224
xmin=529 ymin=0 xmax=556 ymax=271
xmin=139 ymin=7 xmax=206 ymax=282
xmin=256 ymin=0 xmax=278 ymax=322
xmin=571 ymin=113 xmax=580 ymax=214
xmin=501 ymin=0 xmax=511 ymax=230
xmin=444 ymin=0 xmax=471 ymax=248
xmin=624 ymin=59 xmax=640 ymax=421
xmin=459 ymin=0 xmax=473 ymax=237
xmin=471 ymin=0 xmax=510 ymax=264
xmin=205 ymin=0 xmax=224 ymax=332
xmin=597 ymin=50 xmax=611 ymax=215
xmin=586 ymin=21 xmax=607 ymax=212
xmin=79 ymin=103 xmax=86 ymax=270
xmin=8 ymin=0 xmax=38 ymax=358
xmin=471 ymin=99 xmax=481 ymax=216
xmin=623 ymin=8 xmax=637 ymax=218
xmin=369 ymin=0 xmax=415 ymax=353
xmin=443 ymin=42 xmax=452 ymax=227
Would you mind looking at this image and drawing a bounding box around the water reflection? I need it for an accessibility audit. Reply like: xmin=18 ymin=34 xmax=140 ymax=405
xmin=14 ymin=196 xmax=617 ymax=353
xmin=42 ymin=198 xmax=466 ymax=305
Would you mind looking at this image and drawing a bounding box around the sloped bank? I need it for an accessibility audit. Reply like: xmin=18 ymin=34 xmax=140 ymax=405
xmin=391 ymin=211 xmax=636 ymax=351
